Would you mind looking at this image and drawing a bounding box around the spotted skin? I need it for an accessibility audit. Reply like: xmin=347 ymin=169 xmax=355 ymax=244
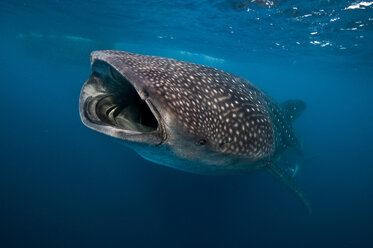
xmin=91 ymin=50 xmax=299 ymax=161
xmin=80 ymin=50 xmax=309 ymax=213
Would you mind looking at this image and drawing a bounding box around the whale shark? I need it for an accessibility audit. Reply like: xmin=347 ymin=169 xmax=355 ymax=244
xmin=79 ymin=50 xmax=310 ymax=213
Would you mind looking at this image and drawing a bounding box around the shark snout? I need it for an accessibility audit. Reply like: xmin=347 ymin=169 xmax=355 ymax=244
xmin=79 ymin=53 xmax=166 ymax=145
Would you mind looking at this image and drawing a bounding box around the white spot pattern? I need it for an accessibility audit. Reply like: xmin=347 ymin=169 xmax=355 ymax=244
xmin=92 ymin=51 xmax=299 ymax=160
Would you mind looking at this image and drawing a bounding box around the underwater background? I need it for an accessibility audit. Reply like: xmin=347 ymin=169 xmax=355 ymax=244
xmin=0 ymin=0 xmax=372 ymax=247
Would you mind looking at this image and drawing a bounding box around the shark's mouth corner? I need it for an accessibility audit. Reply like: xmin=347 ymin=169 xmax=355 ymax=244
xmin=79 ymin=59 xmax=163 ymax=143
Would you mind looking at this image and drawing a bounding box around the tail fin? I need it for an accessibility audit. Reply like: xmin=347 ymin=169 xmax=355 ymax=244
xmin=266 ymin=161 xmax=312 ymax=215
xmin=280 ymin=99 xmax=306 ymax=123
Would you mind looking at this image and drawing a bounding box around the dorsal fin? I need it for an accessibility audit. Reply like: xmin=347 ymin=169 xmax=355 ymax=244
xmin=280 ymin=99 xmax=306 ymax=123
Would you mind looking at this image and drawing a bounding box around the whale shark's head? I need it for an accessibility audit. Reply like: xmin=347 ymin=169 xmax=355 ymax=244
xmin=79 ymin=50 xmax=275 ymax=173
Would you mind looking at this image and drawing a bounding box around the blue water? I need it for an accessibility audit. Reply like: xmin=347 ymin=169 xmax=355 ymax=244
xmin=1 ymin=1 xmax=372 ymax=247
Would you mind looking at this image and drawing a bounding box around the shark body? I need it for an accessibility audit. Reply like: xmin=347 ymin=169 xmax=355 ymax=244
xmin=79 ymin=50 xmax=310 ymax=213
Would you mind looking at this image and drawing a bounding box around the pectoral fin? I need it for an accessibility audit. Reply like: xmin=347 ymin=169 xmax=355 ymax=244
xmin=280 ymin=99 xmax=306 ymax=123
xmin=266 ymin=162 xmax=312 ymax=215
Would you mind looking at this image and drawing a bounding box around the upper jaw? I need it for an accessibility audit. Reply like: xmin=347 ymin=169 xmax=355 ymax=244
xmin=79 ymin=52 xmax=165 ymax=145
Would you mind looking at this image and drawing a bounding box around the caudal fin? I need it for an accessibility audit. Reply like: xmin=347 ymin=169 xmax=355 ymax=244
xmin=266 ymin=161 xmax=312 ymax=215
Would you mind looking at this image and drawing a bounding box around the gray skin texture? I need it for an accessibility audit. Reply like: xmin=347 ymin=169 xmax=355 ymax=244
xmin=79 ymin=50 xmax=310 ymax=212
xmin=80 ymin=50 xmax=300 ymax=174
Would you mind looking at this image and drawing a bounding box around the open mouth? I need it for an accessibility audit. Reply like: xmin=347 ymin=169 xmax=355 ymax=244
xmin=94 ymin=93 xmax=158 ymax=133
xmin=80 ymin=59 xmax=163 ymax=143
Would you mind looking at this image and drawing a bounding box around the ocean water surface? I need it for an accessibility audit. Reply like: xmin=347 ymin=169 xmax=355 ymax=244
xmin=0 ymin=1 xmax=372 ymax=247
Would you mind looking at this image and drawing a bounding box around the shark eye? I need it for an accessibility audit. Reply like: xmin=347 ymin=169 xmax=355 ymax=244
xmin=142 ymin=89 xmax=149 ymax=98
xmin=198 ymin=139 xmax=207 ymax=145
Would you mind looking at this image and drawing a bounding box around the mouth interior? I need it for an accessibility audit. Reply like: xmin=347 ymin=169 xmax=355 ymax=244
xmin=89 ymin=60 xmax=158 ymax=133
